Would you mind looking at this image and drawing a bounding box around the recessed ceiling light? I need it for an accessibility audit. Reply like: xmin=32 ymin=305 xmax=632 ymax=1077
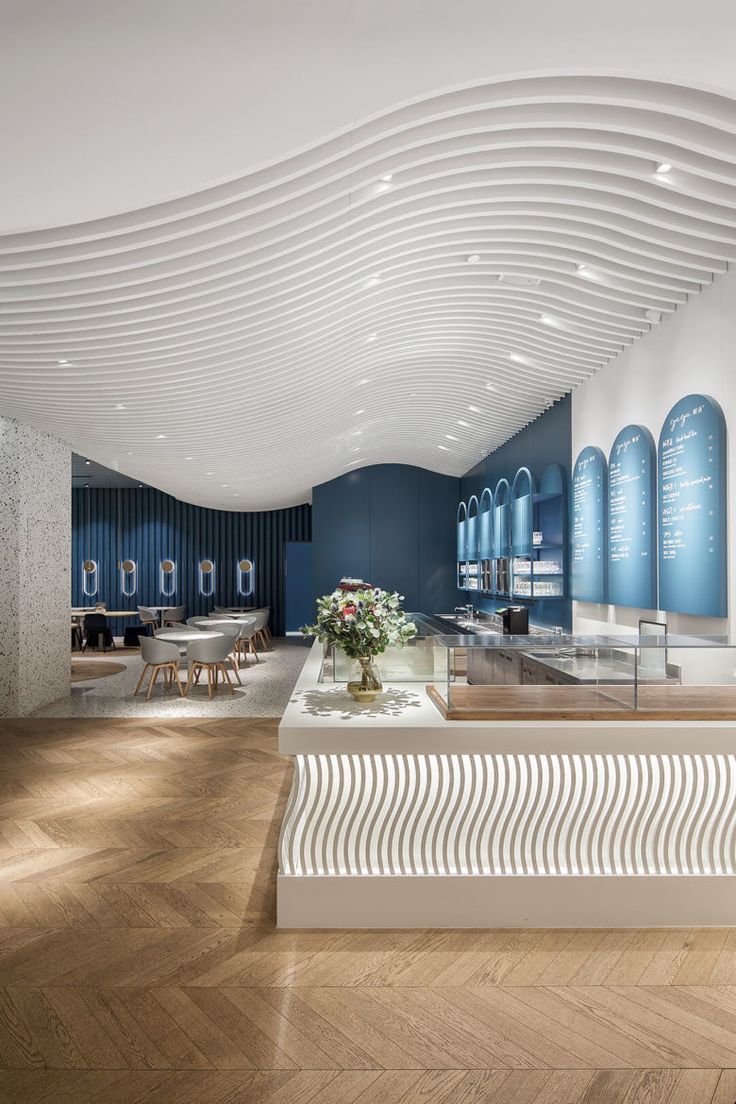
xmin=466 ymin=253 xmax=481 ymax=264
xmin=366 ymin=333 xmax=377 ymax=342
xmin=445 ymin=434 xmax=458 ymax=441
xmin=347 ymin=458 xmax=365 ymax=466
xmin=354 ymin=409 xmax=365 ymax=416
xmin=498 ymin=273 xmax=541 ymax=287
xmin=380 ymin=173 xmax=393 ymax=183
xmin=232 ymin=493 xmax=240 ymax=497
xmin=84 ymin=483 xmax=89 ymax=488
xmin=138 ymin=484 xmax=143 ymax=489
xmin=184 ymin=456 xmax=194 ymax=460
xmin=221 ymin=483 xmax=229 ymax=487
xmin=357 ymin=378 xmax=369 ymax=386
xmin=486 ymin=382 xmax=497 ymax=392
xmin=645 ymin=309 xmax=662 ymax=323
xmin=539 ymin=314 xmax=559 ymax=327
xmin=57 ymin=359 xmax=68 ymax=365
xmin=205 ymin=471 xmax=213 ymax=475
xmin=576 ymin=263 xmax=602 ymax=281
xmin=352 ymin=446 xmax=361 ymax=452
xmin=156 ymin=433 xmax=167 ymax=439
xmin=457 ymin=420 xmax=470 ymax=427
xmin=84 ymin=459 xmax=91 ymax=465
xmin=468 ymin=405 xmax=480 ymax=413
xmin=114 ymin=403 xmax=126 ymax=410
xmin=438 ymin=444 xmax=450 ymax=451
xmin=354 ymin=430 xmax=363 ymax=436
xmin=655 ymin=161 xmax=672 ymax=174
xmin=365 ymin=273 xmax=382 ymax=287
xmin=126 ymin=450 xmax=133 ymax=456
xmin=508 ymin=352 xmax=529 ymax=364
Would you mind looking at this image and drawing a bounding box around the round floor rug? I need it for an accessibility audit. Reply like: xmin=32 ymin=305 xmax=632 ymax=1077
xmin=71 ymin=659 xmax=127 ymax=683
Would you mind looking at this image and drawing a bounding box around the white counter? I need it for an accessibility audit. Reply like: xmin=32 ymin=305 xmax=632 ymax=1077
xmin=277 ymin=641 xmax=736 ymax=928
xmin=279 ymin=640 xmax=736 ymax=755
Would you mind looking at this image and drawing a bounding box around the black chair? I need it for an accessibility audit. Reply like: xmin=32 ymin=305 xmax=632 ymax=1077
xmin=82 ymin=613 xmax=115 ymax=653
xmin=124 ymin=624 xmax=148 ymax=647
xmin=71 ymin=622 xmax=83 ymax=651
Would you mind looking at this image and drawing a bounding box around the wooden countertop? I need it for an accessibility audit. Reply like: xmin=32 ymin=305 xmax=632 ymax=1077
xmin=428 ymin=683 xmax=736 ymax=721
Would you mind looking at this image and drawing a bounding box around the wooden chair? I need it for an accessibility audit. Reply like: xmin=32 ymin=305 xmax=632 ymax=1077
xmin=233 ymin=618 xmax=260 ymax=665
xmin=185 ymin=635 xmax=236 ymax=699
xmin=162 ymin=605 xmax=186 ymax=627
xmin=137 ymin=606 xmax=159 ymax=635
xmin=135 ymin=637 xmax=185 ymax=701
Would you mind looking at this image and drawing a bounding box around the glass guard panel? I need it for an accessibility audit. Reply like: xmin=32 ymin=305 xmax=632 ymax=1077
xmin=445 ymin=642 xmax=639 ymax=716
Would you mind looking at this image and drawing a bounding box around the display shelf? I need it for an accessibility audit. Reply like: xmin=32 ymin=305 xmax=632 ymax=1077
xmin=459 ymin=464 xmax=567 ymax=603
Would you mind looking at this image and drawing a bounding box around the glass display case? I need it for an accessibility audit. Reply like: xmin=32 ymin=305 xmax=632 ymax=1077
xmin=429 ymin=633 xmax=736 ymax=719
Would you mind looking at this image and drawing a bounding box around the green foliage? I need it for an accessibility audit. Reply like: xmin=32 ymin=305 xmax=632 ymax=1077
xmin=301 ymin=587 xmax=417 ymax=659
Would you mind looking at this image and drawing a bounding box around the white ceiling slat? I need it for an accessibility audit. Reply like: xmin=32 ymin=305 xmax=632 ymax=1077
xmin=1 ymin=74 xmax=736 ymax=509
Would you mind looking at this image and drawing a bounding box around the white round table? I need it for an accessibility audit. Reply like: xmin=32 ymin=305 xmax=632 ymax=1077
xmin=157 ymin=630 xmax=223 ymax=667
xmin=203 ymin=617 xmax=256 ymax=628
xmin=157 ymin=630 xmax=223 ymax=645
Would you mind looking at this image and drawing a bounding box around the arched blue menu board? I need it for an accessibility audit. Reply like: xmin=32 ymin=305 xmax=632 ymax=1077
xmin=658 ymin=394 xmax=727 ymax=618
xmin=608 ymin=425 xmax=656 ymax=609
xmin=572 ymin=446 xmax=607 ymax=602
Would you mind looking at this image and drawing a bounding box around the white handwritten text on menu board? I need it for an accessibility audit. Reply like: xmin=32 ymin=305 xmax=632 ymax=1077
xmin=658 ymin=394 xmax=727 ymax=618
xmin=572 ymin=446 xmax=607 ymax=602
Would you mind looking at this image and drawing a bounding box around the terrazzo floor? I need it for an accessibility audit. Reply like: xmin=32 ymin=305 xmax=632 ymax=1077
xmin=33 ymin=637 xmax=311 ymax=718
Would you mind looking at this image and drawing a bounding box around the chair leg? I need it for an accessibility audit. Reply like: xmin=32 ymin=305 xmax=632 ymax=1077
xmin=172 ymin=662 xmax=185 ymax=698
xmin=250 ymin=638 xmax=260 ymax=663
xmin=220 ymin=663 xmax=234 ymax=694
xmin=146 ymin=665 xmax=161 ymax=701
xmin=229 ymin=655 xmax=242 ymax=685
xmin=207 ymin=664 xmax=214 ymax=699
xmin=185 ymin=663 xmax=198 ymax=696
xmin=134 ymin=664 xmax=150 ymax=695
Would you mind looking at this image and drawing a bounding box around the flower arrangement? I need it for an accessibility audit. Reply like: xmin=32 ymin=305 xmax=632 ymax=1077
xmin=301 ymin=586 xmax=416 ymax=659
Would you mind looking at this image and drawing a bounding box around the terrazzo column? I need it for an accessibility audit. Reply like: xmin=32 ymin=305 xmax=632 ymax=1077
xmin=0 ymin=417 xmax=71 ymax=716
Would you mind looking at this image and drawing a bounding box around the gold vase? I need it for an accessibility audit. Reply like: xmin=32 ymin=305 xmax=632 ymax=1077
xmin=346 ymin=656 xmax=383 ymax=703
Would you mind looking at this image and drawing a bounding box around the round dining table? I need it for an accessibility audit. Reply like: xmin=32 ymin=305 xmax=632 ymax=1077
xmin=156 ymin=630 xmax=223 ymax=647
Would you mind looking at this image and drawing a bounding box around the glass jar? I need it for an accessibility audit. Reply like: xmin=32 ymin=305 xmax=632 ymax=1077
xmin=346 ymin=656 xmax=383 ymax=702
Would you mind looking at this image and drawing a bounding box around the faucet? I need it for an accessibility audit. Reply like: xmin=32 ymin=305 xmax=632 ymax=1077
xmin=454 ymin=604 xmax=475 ymax=620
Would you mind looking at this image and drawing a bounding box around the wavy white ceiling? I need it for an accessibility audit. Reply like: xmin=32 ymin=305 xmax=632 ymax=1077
xmin=1 ymin=74 xmax=736 ymax=509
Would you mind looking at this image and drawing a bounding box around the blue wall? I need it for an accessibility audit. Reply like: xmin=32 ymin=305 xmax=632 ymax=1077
xmin=312 ymin=464 xmax=459 ymax=613
xmin=72 ymin=487 xmax=311 ymax=634
xmin=461 ymin=395 xmax=573 ymax=629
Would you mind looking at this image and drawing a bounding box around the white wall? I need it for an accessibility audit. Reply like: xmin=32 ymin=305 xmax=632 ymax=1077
xmin=0 ymin=417 xmax=71 ymax=715
xmin=571 ymin=270 xmax=736 ymax=681
xmin=2 ymin=0 xmax=736 ymax=231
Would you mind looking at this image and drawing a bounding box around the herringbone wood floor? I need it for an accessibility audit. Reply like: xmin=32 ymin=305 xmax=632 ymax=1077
xmin=1 ymin=720 xmax=736 ymax=1103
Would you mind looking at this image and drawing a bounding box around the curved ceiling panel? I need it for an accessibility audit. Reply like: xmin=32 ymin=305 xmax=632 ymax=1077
xmin=1 ymin=74 xmax=736 ymax=509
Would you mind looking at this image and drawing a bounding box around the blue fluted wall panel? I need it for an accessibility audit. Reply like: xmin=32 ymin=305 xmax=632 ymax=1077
xmin=72 ymin=488 xmax=311 ymax=634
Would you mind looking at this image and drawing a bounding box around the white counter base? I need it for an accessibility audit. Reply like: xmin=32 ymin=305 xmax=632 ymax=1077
xmin=278 ymin=874 xmax=736 ymax=929
xmin=278 ymin=642 xmax=736 ymax=929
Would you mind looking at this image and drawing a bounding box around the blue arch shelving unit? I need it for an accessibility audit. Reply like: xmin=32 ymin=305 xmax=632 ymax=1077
xmin=466 ymin=495 xmax=480 ymax=591
xmin=478 ymin=487 xmax=493 ymax=592
xmin=492 ymin=478 xmax=511 ymax=596
xmin=510 ymin=467 xmax=535 ymax=598
xmin=531 ymin=463 xmax=567 ymax=601
xmin=456 ymin=500 xmax=468 ymax=589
